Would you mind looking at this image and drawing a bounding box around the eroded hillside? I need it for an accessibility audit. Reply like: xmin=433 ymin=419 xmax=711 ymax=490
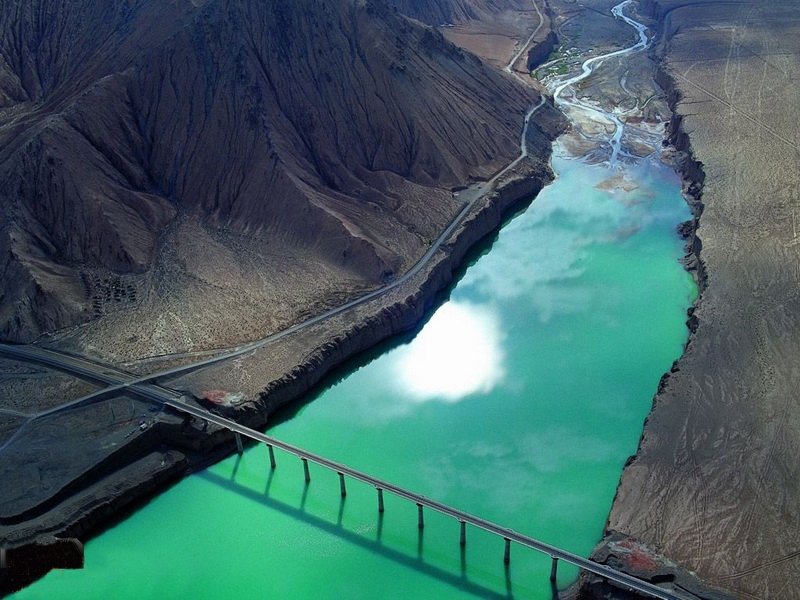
xmin=0 ymin=0 xmax=547 ymax=356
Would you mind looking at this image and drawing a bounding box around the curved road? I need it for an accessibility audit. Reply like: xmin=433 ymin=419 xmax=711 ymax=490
xmin=0 ymin=91 xmax=548 ymax=407
xmin=504 ymin=0 xmax=546 ymax=74
xmin=0 ymin=91 xmax=547 ymax=448
xmin=2 ymin=1 xmax=552 ymax=388
xmin=0 ymin=5 xmax=685 ymax=597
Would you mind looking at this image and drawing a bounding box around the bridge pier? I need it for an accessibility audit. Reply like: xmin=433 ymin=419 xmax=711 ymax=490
xmin=154 ymin=396 xmax=681 ymax=600
xmin=459 ymin=520 xmax=467 ymax=546
xmin=338 ymin=472 xmax=347 ymax=497
xmin=234 ymin=432 xmax=243 ymax=454
xmin=267 ymin=444 xmax=276 ymax=469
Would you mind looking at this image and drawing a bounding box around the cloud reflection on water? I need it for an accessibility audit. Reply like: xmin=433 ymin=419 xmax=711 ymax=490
xmin=414 ymin=429 xmax=622 ymax=519
xmin=392 ymin=301 xmax=505 ymax=402
xmin=457 ymin=161 xmax=668 ymax=324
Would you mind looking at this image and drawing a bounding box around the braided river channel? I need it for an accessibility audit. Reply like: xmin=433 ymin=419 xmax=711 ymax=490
xmin=17 ymin=3 xmax=696 ymax=599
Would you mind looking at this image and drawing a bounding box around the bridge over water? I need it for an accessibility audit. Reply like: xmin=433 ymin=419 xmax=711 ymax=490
xmin=170 ymin=395 xmax=682 ymax=600
xmin=1 ymin=343 xmax=682 ymax=599
xmin=1 ymin=343 xmax=683 ymax=599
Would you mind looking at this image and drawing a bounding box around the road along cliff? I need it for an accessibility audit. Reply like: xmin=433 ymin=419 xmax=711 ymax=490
xmin=0 ymin=0 xmax=548 ymax=355
xmin=0 ymin=0 xmax=567 ymax=592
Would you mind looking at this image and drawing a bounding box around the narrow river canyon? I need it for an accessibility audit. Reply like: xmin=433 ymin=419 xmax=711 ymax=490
xmin=13 ymin=2 xmax=697 ymax=598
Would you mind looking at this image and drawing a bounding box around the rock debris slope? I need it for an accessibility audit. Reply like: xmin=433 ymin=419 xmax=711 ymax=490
xmin=0 ymin=0 xmax=541 ymax=352
xmin=391 ymin=0 xmax=529 ymax=26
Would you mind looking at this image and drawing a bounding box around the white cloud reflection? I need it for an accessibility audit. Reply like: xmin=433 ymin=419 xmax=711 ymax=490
xmin=392 ymin=301 xmax=505 ymax=402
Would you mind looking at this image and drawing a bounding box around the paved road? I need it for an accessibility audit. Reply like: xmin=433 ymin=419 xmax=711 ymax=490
xmin=1 ymin=95 xmax=548 ymax=407
xmin=504 ymin=0 xmax=546 ymax=74
xmin=0 ymin=92 xmax=548 ymax=450
xmin=0 ymin=344 xmax=179 ymax=419
xmin=0 ymin=344 xmax=184 ymax=451
xmin=0 ymin=341 xmax=684 ymax=599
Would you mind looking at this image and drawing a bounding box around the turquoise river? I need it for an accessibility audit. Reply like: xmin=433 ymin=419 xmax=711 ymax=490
xmin=15 ymin=146 xmax=696 ymax=598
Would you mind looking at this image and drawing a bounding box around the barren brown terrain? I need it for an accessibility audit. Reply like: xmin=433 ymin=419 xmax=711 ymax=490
xmin=6 ymin=0 xmax=798 ymax=597
xmin=587 ymin=1 xmax=800 ymax=598
xmin=394 ymin=0 xmax=556 ymax=71
xmin=0 ymin=0 xmax=546 ymax=354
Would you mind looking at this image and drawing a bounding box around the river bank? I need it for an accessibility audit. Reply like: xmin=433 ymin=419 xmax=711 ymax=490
xmin=526 ymin=2 xmax=733 ymax=598
xmin=9 ymin=0 xmax=785 ymax=597
xmin=583 ymin=1 xmax=800 ymax=598
xmin=7 ymin=101 xmax=700 ymax=600
xmin=0 ymin=88 xmax=566 ymax=595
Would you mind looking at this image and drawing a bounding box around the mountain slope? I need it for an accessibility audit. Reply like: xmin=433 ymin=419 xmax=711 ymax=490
xmin=390 ymin=0 xmax=527 ymax=26
xmin=0 ymin=0 xmax=551 ymax=351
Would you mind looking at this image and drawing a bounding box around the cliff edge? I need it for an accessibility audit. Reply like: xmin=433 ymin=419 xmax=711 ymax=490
xmin=587 ymin=1 xmax=800 ymax=598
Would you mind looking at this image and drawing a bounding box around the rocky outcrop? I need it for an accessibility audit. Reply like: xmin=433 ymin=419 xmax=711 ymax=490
xmin=526 ymin=2 xmax=559 ymax=71
xmin=581 ymin=533 xmax=734 ymax=600
xmin=653 ymin=61 xmax=706 ymax=295
xmin=527 ymin=30 xmax=559 ymax=70
xmin=0 ymin=538 xmax=84 ymax=596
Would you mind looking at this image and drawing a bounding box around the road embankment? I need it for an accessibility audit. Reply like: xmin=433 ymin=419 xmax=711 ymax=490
xmin=253 ymin=157 xmax=557 ymax=417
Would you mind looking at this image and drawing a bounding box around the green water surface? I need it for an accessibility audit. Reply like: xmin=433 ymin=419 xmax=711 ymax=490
xmin=15 ymin=154 xmax=695 ymax=599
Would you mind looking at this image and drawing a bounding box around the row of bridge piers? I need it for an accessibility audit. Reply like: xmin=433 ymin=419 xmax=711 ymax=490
xmin=231 ymin=431 xmax=561 ymax=583
xmin=171 ymin=402 xmax=675 ymax=599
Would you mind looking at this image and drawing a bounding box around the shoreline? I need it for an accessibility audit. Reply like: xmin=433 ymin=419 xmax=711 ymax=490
xmin=579 ymin=1 xmax=718 ymax=596
xmin=1 ymin=110 xmax=564 ymax=593
xmin=580 ymin=53 xmax=724 ymax=600
xmin=582 ymin=0 xmax=800 ymax=598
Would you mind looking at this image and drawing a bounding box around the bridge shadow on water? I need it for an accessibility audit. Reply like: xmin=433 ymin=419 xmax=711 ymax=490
xmin=204 ymin=198 xmax=561 ymax=598
xmin=198 ymin=462 xmax=560 ymax=600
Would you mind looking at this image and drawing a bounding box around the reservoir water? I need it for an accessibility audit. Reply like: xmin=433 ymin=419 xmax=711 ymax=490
xmin=14 ymin=4 xmax=696 ymax=599
xmin=15 ymin=152 xmax=695 ymax=599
